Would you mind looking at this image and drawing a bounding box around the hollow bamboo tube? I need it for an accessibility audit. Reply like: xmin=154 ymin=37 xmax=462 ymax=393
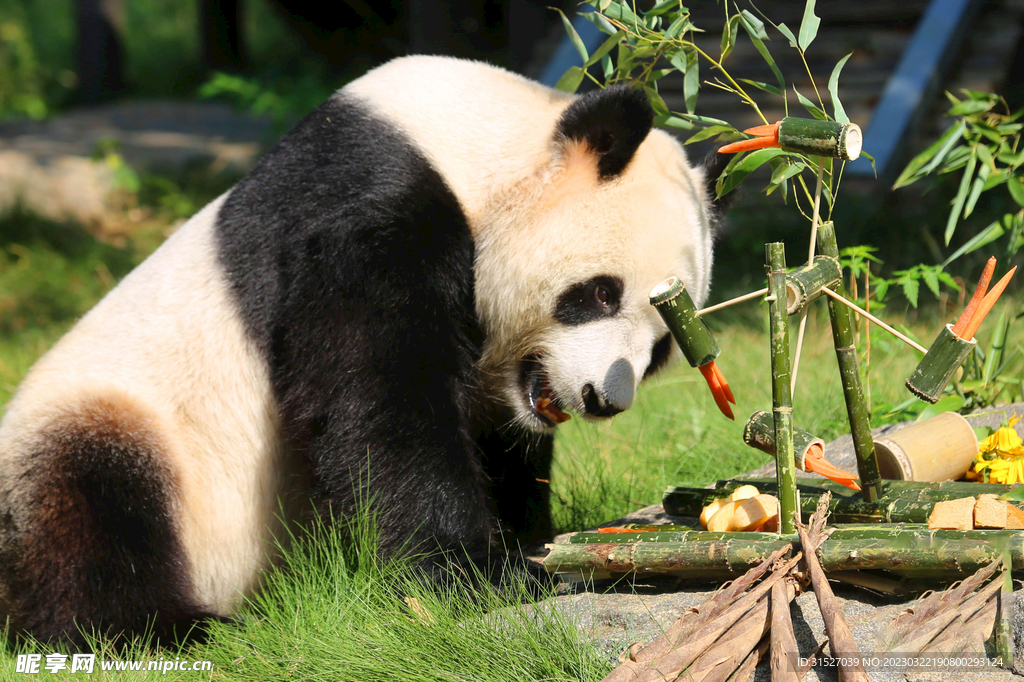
xmin=778 ymin=117 xmax=863 ymax=160
xmin=905 ymin=324 xmax=977 ymax=404
xmin=767 ymin=243 xmax=799 ymax=534
xmin=743 ymin=410 xmax=825 ymax=471
xmin=650 ymin=276 xmax=719 ymax=367
xmin=785 ymin=255 xmax=842 ymax=316
xmin=545 ymin=533 xmax=1024 ymax=578
xmin=817 ymin=222 xmax=882 ymax=502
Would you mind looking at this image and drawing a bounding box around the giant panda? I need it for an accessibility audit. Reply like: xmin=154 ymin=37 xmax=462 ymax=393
xmin=0 ymin=56 xmax=717 ymax=645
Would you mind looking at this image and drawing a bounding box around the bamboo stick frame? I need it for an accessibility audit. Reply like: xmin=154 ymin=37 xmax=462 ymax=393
xmin=817 ymin=222 xmax=882 ymax=502
xmin=767 ymin=243 xmax=799 ymax=534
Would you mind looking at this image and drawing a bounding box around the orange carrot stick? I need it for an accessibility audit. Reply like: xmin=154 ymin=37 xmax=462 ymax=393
xmin=804 ymin=453 xmax=861 ymax=491
xmin=711 ymin=361 xmax=735 ymax=404
xmin=699 ymin=362 xmax=734 ymax=420
xmin=961 ymin=266 xmax=1017 ymax=340
xmin=718 ymin=136 xmax=779 ymax=154
xmin=742 ymin=122 xmax=780 ymax=137
xmin=952 ymin=257 xmax=996 ymax=337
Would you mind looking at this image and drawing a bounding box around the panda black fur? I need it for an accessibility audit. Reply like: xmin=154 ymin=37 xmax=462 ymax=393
xmin=0 ymin=56 xmax=717 ymax=645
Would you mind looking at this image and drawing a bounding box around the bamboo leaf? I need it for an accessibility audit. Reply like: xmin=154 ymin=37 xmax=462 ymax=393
xmin=716 ymin=148 xmax=788 ymax=197
xmin=828 ymin=53 xmax=853 ymax=124
xmin=776 ymin=22 xmax=798 ymax=47
xmin=685 ymin=125 xmax=732 ymax=145
xmin=584 ymin=30 xmax=624 ymax=67
xmin=556 ymin=9 xmax=589 ymax=63
xmin=684 ymin=50 xmax=699 ymax=114
xmin=797 ymin=0 xmax=820 ymax=51
xmin=555 ymin=66 xmax=585 ymax=94
xmin=720 ymin=15 xmax=740 ymax=59
xmin=678 ymin=113 xmax=732 ymax=126
xmin=1008 ymin=177 xmax=1024 ymax=207
xmin=949 ymin=98 xmax=996 ymax=116
xmin=739 ymin=11 xmax=784 ymax=90
xmin=601 ymin=1 xmax=642 ymax=26
xmin=666 ymin=14 xmax=690 ymax=40
xmin=942 ymin=213 xmax=1010 ymax=266
xmin=964 ymin=161 xmax=992 ymax=219
xmin=740 ymin=78 xmax=783 ymax=96
xmin=644 ymin=86 xmax=670 ymax=116
xmin=647 ymin=0 xmax=679 ymax=16
xmin=893 ymin=121 xmax=966 ymax=189
xmin=655 ymin=114 xmax=696 ymax=130
xmin=581 ymin=9 xmax=618 ymax=34
xmin=945 ymin=150 xmax=977 ymax=245
xmin=793 ymin=86 xmax=827 ymax=120
xmin=771 ymin=161 xmax=806 ymax=184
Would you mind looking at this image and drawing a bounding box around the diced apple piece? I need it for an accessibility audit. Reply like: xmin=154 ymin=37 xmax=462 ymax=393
xmin=729 ymin=494 xmax=780 ymax=532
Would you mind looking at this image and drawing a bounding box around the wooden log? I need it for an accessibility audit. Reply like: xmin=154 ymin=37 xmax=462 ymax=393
xmin=785 ymin=255 xmax=843 ymax=316
xmin=778 ymin=117 xmax=863 ymax=161
xmin=650 ymin=276 xmax=719 ymax=368
xmin=906 ymin=324 xmax=977 ymax=404
xmin=742 ymin=410 xmax=825 ymax=471
xmin=817 ymin=221 xmax=882 ymax=502
xmin=767 ymin=243 xmax=799 ymax=534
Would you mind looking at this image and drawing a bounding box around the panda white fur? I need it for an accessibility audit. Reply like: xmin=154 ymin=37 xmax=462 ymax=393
xmin=0 ymin=56 xmax=716 ymax=644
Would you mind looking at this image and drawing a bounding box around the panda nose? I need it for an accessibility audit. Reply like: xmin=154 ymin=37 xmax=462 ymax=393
xmin=582 ymin=384 xmax=625 ymax=417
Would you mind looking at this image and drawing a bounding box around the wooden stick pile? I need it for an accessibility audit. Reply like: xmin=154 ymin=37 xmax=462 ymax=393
xmin=601 ymin=496 xmax=841 ymax=682
xmin=881 ymin=556 xmax=1011 ymax=659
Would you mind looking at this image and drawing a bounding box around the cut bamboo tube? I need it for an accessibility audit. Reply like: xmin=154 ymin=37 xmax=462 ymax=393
xmin=546 ymin=532 xmax=1024 ymax=578
xmin=770 ymin=579 xmax=800 ymax=682
xmin=743 ymin=410 xmax=825 ymax=471
xmin=796 ymin=522 xmax=870 ymax=682
xmin=817 ymin=222 xmax=882 ymax=502
xmin=785 ymin=255 xmax=842 ymax=316
xmin=767 ymin=243 xmax=799 ymax=535
xmin=905 ymin=324 xmax=977 ymax=404
xmin=650 ymin=276 xmax=719 ymax=368
xmin=872 ymin=412 xmax=978 ymax=481
xmin=778 ymin=117 xmax=863 ymax=160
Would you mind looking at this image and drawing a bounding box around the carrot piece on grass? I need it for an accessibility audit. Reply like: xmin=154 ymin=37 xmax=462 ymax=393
xmin=961 ymin=266 xmax=1017 ymax=340
xmin=952 ymin=256 xmax=996 ymax=338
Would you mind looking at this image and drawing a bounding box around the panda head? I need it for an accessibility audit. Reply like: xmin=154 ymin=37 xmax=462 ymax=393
xmin=474 ymin=85 xmax=717 ymax=432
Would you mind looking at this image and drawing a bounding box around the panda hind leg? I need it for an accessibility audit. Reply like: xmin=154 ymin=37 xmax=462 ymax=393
xmin=1 ymin=394 xmax=213 ymax=648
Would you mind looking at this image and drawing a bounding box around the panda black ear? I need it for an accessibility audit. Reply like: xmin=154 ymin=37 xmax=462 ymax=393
xmin=556 ymin=85 xmax=654 ymax=179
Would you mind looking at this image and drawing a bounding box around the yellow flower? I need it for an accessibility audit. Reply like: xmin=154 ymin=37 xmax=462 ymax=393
xmin=970 ymin=414 xmax=1024 ymax=484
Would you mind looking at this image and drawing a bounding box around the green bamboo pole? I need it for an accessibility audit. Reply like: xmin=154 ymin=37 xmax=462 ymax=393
xmin=663 ymin=481 xmax=1022 ymax=524
xmin=650 ymin=276 xmax=719 ymax=368
xmin=721 ymin=477 xmax=1017 ymax=496
xmin=777 ymin=117 xmax=863 ymax=161
xmin=817 ymin=222 xmax=881 ymax=502
xmin=784 ymin=255 xmax=842 ymax=316
xmin=743 ymin=410 xmax=825 ymax=471
xmin=905 ymin=324 xmax=977 ymax=403
xmin=544 ymin=533 xmax=1024 ymax=578
xmin=767 ymin=243 xmax=799 ymax=534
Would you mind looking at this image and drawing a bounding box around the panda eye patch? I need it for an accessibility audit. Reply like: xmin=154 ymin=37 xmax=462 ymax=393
xmin=554 ymin=276 xmax=622 ymax=325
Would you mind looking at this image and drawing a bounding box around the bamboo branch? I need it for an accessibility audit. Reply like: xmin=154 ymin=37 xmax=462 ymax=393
xmin=819 ymin=287 xmax=928 ymax=354
xmin=768 ymin=243 xmax=799 ymax=534
xmin=696 ymin=288 xmax=769 ymax=317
